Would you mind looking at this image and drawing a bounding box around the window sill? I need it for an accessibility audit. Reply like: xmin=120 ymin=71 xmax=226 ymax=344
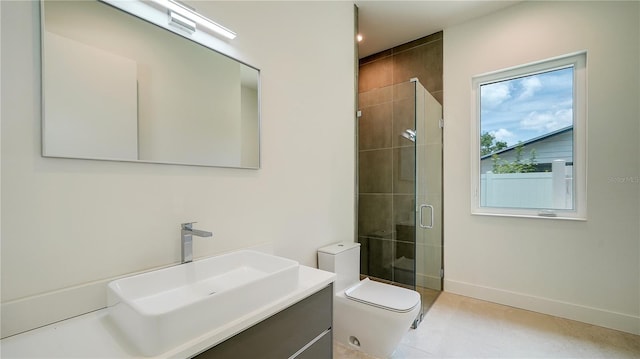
xmin=471 ymin=211 xmax=587 ymax=221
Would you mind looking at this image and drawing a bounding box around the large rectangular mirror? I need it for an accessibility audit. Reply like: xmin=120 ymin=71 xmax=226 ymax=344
xmin=41 ymin=0 xmax=260 ymax=168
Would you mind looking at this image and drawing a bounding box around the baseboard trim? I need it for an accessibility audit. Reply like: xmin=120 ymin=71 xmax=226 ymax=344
xmin=416 ymin=273 xmax=441 ymax=290
xmin=444 ymin=279 xmax=640 ymax=335
xmin=1 ymin=278 xmax=110 ymax=339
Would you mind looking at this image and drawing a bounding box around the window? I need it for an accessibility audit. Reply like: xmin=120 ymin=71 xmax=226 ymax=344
xmin=471 ymin=52 xmax=586 ymax=220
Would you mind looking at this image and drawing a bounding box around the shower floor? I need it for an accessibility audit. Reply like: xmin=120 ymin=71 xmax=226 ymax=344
xmin=415 ymin=285 xmax=441 ymax=313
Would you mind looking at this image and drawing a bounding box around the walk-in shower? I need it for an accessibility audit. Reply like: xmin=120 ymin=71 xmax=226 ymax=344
xmin=357 ymin=78 xmax=443 ymax=316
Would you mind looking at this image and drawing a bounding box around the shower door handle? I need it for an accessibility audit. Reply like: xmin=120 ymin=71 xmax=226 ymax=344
xmin=419 ymin=204 xmax=434 ymax=229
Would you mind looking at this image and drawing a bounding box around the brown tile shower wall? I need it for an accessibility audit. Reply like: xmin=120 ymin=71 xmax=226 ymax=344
xmin=359 ymin=32 xmax=443 ymax=104
xmin=357 ymin=32 xmax=443 ymax=285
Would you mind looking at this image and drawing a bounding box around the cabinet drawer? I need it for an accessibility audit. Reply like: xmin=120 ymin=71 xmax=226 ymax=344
xmin=194 ymin=284 xmax=333 ymax=359
xmin=295 ymin=329 xmax=332 ymax=359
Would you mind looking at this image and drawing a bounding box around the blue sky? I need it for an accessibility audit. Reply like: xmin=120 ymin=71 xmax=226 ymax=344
xmin=480 ymin=67 xmax=574 ymax=146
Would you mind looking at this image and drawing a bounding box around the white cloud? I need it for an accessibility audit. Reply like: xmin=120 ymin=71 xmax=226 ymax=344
xmin=481 ymin=82 xmax=511 ymax=108
xmin=520 ymin=109 xmax=573 ymax=133
xmin=517 ymin=76 xmax=542 ymax=100
xmin=490 ymin=128 xmax=515 ymax=143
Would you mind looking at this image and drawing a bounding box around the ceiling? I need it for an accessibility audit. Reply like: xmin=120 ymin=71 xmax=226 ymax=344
xmin=355 ymin=1 xmax=521 ymax=58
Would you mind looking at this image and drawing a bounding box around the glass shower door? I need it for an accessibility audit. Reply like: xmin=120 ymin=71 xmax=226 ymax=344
xmin=414 ymin=79 xmax=443 ymax=314
xmin=357 ymin=79 xmax=443 ymax=315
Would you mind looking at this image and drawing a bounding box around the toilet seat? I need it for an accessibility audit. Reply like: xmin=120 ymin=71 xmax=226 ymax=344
xmin=344 ymin=278 xmax=420 ymax=313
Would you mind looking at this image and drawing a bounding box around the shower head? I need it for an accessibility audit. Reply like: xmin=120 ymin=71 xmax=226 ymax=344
xmin=401 ymin=129 xmax=416 ymax=142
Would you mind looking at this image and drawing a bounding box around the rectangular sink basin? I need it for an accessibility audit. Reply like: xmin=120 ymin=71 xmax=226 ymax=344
xmin=107 ymin=250 xmax=299 ymax=356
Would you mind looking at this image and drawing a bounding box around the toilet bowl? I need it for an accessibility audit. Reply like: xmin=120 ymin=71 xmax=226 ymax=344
xmin=318 ymin=242 xmax=421 ymax=359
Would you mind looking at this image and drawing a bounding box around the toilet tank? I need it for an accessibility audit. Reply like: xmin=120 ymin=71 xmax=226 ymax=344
xmin=318 ymin=242 xmax=360 ymax=292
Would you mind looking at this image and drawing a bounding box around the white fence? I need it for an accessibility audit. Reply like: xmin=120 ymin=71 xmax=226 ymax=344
xmin=481 ymin=160 xmax=573 ymax=209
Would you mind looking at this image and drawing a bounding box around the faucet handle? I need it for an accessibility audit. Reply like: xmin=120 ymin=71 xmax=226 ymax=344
xmin=181 ymin=222 xmax=196 ymax=230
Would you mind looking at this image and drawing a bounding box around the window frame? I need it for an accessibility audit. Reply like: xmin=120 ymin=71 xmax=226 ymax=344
xmin=470 ymin=52 xmax=587 ymax=220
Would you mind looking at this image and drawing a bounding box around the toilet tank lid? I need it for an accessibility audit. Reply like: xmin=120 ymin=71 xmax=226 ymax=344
xmin=318 ymin=242 xmax=360 ymax=255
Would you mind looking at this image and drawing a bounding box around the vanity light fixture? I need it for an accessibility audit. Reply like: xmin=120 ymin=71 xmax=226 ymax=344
xmin=169 ymin=10 xmax=196 ymax=34
xmin=148 ymin=0 xmax=237 ymax=39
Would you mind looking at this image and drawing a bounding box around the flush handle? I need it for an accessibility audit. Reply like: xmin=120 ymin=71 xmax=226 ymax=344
xmin=419 ymin=204 xmax=434 ymax=229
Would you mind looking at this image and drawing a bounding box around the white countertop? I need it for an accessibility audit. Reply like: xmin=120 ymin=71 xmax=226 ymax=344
xmin=1 ymin=265 xmax=335 ymax=359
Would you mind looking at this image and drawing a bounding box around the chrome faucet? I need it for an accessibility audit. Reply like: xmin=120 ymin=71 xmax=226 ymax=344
xmin=181 ymin=222 xmax=213 ymax=264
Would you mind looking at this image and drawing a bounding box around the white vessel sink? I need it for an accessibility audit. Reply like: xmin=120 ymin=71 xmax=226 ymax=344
xmin=107 ymin=250 xmax=299 ymax=356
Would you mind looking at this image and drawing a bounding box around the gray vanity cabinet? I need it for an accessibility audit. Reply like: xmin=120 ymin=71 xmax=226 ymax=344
xmin=194 ymin=284 xmax=333 ymax=359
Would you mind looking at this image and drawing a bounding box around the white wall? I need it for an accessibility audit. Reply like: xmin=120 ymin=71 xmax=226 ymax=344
xmin=444 ymin=1 xmax=640 ymax=334
xmin=0 ymin=0 xmax=355 ymax=337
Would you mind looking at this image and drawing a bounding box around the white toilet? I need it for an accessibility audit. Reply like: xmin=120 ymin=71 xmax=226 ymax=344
xmin=318 ymin=242 xmax=421 ymax=359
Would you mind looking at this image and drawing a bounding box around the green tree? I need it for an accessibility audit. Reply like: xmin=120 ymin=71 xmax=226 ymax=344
xmin=480 ymin=132 xmax=508 ymax=156
xmin=491 ymin=144 xmax=537 ymax=173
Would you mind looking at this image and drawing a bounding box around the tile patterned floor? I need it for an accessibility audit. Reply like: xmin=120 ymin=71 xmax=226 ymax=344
xmin=334 ymin=292 xmax=640 ymax=358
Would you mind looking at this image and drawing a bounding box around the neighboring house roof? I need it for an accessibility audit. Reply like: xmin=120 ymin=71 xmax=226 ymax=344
xmin=481 ymin=125 xmax=573 ymax=160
